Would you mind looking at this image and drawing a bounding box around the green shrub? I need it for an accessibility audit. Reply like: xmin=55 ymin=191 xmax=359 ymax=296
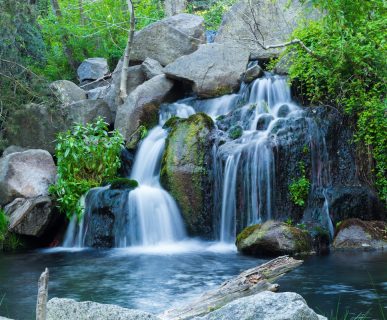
xmin=0 ymin=210 xmax=8 ymax=245
xmin=50 ymin=117 xmax=124 ymax=219
xmin=289 ymin=162 xmax=310 ymax=207
xmin=284 ymin=0 xmax=386 ymax=203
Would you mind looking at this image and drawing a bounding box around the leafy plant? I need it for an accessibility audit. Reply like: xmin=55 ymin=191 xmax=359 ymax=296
xmin=289 ymin=162 xmax=310 ymax=207
xmin=0 ymin=209 xmax=8 ymax=245
xmin=284 ymin=0 xmax=386 ymax=203
xmin=50 ymin=117 xmax=124 ymax=219
xmin=285 ymin=217 xmax=294 ymax=226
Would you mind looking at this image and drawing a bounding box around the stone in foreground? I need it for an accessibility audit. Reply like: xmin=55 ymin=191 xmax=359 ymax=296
xmin=164 ymin=43 xmax=249 ymax=98
xmin=236 ymin=221 xmax=312 ymax=257
xmin=193 ymin=291 xmax=326 ymax=320
xmin=333 ymin=219 xmax=387 ymax=250
xmin=47 ymin=298 xmax=160 ymax=320
xmin=0 ymin=149 xmax=56 ymax=206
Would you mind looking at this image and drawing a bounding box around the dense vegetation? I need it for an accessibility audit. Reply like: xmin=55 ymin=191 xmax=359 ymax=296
xmin=49 ymin=118 xmax=124 ymax=219
xmin=284 ymin=0 xmax=386 ymax=202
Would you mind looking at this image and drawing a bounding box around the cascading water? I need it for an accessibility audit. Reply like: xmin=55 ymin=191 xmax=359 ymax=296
xmin=63 ymin=103 xmax=195 ymax=248
xmin=213 ymin=75 xmax=301 ymax=243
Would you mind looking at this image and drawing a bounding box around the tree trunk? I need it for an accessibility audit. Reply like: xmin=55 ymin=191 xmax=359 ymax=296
xmin=165 ymin=0 xmax=187 ymax=17
xmin=36 ymin=268 xmax=49 ymax=320
xmin=78 ymin=0 xmax=86 ymax=25
xmin=160 ymin=256 xmax=303 ymax=320
xmin=119 ymin=0 xmax=135 ymax=102
xmin=50 ymin=0 xmax=77 ymax=71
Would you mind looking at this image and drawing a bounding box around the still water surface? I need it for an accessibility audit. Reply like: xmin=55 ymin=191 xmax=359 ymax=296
xmin=0 ymin=242 xmax=386 ymax=319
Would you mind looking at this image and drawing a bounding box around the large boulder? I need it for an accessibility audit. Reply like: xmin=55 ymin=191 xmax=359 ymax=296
xmin=4 ymin=103 xmax=68 ymax=154
xmin=333 ymin=219 xmax=387 ymax=250
xmin=2 ymin=145 xmax=26 ymax=157
xmin=131 ymin=13 xmax=206 ymax=66
xmin=141 ymin=58 xmax=164 ymax=80
xmin=65 ymin=99 xmax=113 ymax=125
xmin=0 ymin=150 xmax=56 ymax=206
xmin=77 ymin=57 xmax=109 ymax=82
xmin=215 ymin=0 xmax=316 ymax=60
xmin=49 ymin=80 xmax=87 ymax=105
xmin=193 ymin=291 xmax=326 ymax=320
xmin=236 ymin=221 xmax=313 ymax=257
xmin=160 ymin=113 xmax=215 ymax=237
xmin=164 ymin=43 xmax=249 ymax=98
xmin=47 ymin=298 xmax=161 ymax=320
xmin=5 ymin=196 xmax=60 ymax=238
xmin=115 ymin=75 xmax=175 ymax=142
xmin=103 ymin=61 xmax=147 ymax=115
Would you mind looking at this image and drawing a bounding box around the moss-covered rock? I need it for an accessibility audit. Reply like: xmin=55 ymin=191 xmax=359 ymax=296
xmin=160 ymin=113 xmax=215 ymax=237
xmin=228 ymin=125 xmax=243 ymax=140
xmin=109 ymin=178 xmax=139 ymax=190
xmin=333 ymin=218 xmax=387 ymax=250
xmin=236 ymin=220 xmax=313 ymax=257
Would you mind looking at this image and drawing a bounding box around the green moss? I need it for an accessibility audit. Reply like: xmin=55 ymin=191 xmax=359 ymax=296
xmin=236 ymin=224 xmax=260 ymax=246
xmin=109 ymin=178 xmax=139 ymax=190
xmin=289 ymin=161 xmax=310 ymax=207
xmin=228 ymin=125 xmax=243 ymax=140
xmin=163 ymin=116 xmax=182 ymax=129
xmin=288 ymin=226 xmax=312 ymax=253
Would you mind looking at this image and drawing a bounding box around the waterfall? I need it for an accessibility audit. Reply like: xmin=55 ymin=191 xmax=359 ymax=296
xmin=63 ymin=103 xmax=195 ymax=248
xmin=214 ymin=75 xmax=301 ymax=243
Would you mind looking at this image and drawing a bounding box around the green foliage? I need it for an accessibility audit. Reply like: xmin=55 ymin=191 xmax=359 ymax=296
xmin=0 ymin=210 xmax=8 ymax=244
xmin=187 ymin=0 xmax=237 ymax=30
xmin=0 ymin=209 xmax=22 ymax=252
xmin=37 ymin=0 xmax=164 ymax=80
xmin=289 ymin=162 xmax=310 ymax=207
xmin=285 ymin=0 xmax=386 ymax=202
xmin=0 ymin=0 xmax=52 ymax=150
xmin=109 ymin=178 xmax=139 ymax=190
xmin=285 ymin=217 xmax=294 ymax=226
xmin=50 ymin=118 xmax=124 ymax=219
xmin=228 ymin=125 xmax=243 ymax=140
xmin=296 ymin=222 xmax=307 ymax=230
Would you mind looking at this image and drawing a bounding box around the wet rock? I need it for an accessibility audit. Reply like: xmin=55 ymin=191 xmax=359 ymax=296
xmin=5 ymin=196 xmax=60 ymax=238
xmin=194 ymin=291 xmax=326 ymax=320
xmin=161 ymin=113 xmax=215 ymax=237
xmin=215 ymin=0 xmax=317 ymax=60
xmin=0 ymin=149 xmax=56 ymax=206
xmin=141 ymin=58 xmax=164 ymax=79
xmin=256 ymin=114 xmax=274 ymax=130
xmin=115 ymin=75 xmax=175 ymax=141
xmin=83 ymin=188 xmax=131 ymax=248
xmin=47 ymin=298 xmax=161 ymax=320
xmin=65 ymin=99 xmax=113 ymax=125
xmin=277 ymin=104 xmax=290 ymax=117
xmin=131 ymin=13 xmax=205 ymax=66
xmin=103 ymin=62 xmax=146 ymax=115
xmin=228 ymin=125 xmax=243 ymax=140
xmin=77 ymin=57 xmax=109 ymax=82
xmin=333 ymin=219 xmax=387 ymax=250
xmin=164 ymin=43 xmax=249 ymax=98
xmin=49 ymin=80 xmax=86 ymax=105
xmin=244 ymin=64 xmax=263 ymax=83
xmin=236 ymin=221 xmax=313 ymax=257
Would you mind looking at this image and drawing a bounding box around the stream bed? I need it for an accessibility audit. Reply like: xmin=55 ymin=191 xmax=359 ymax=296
xmin=0 ymin=243 xmax=386 ymax=319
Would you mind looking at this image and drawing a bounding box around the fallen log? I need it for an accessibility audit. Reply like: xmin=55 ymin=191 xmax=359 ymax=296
xmin=160 ymin=255 xmax=302 ymax=320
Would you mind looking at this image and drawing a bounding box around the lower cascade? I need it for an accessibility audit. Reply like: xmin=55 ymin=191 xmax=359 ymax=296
xmin=64 ymin=74 xmax=341 ymax=248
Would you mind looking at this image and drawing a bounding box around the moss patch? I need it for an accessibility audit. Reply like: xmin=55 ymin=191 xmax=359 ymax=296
xmin=236 ymin=224 xmax=260 ymax=246
xmin=109 ymin=178 xmax=139 ymax=190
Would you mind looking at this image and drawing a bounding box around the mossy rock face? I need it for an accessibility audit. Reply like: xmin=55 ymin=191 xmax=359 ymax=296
xmin=236 ymin=220 xmax=313 ymax=257
xmin=109 ymin=178 xmax=139 ymax=190
xmin=160 ymin=113 xmax=215 ymax=238
xmin=333 ymin=218 xmax=387 ymax=250
xmin=228 ymin=125 xmax=243 ymax=140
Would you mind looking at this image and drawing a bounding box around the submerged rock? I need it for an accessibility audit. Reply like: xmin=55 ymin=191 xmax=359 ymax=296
xmin=333 ymin=219 xmax=387 ymax=250
xmin=161 ymin=113 xmax=215 ymax=237
xmin=164 ymin=43 xmax=249 ymax=98
xmin=194 ymin=291 xmax=326 ymax=320
xmin=244 ymin=64 xmax=264 ymax=83
xmin=131 ymin=13 xmax=205 ymax=66
xmin=47 ymin=298 xmax=161 ymax=320
xmin=0 ymin=149 xmax=56 ymax=206
xmin=256 ymin=114 xmax=274 ymax=130
xmin=236 ymin=221 xmax=312 ymax=257
xmin=115 ymin=75 xmax=175 ymax=141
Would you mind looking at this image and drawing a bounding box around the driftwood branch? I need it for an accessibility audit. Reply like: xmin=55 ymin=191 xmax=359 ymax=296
xmin=36 ymin=268 xmax=49 ymax=320
xmin=160 ymin=256 xmax=302 ymax=320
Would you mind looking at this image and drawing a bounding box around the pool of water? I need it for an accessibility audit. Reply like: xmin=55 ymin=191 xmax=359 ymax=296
xmin=0 ymin=242 xmax=386 ymax=319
